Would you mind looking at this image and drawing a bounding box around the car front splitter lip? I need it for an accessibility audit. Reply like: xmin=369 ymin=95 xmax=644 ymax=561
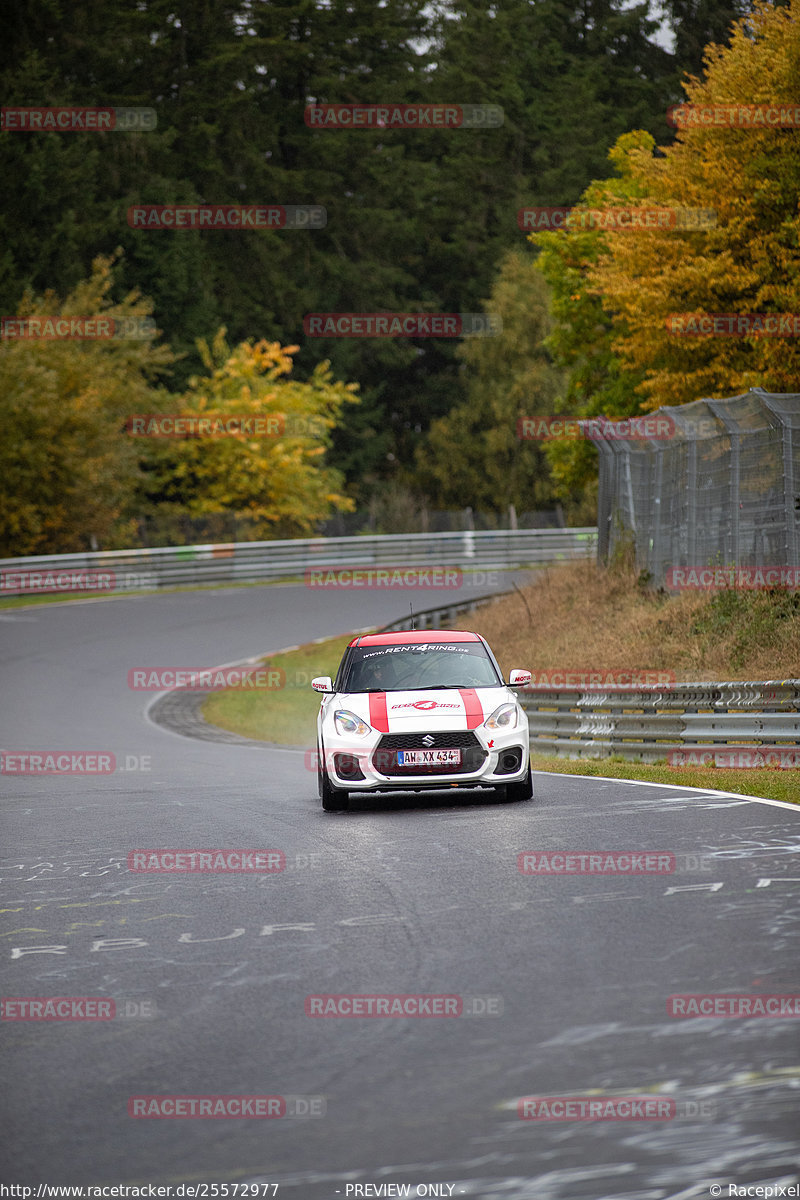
xmin=329 ymin=763 xmax=530 ymax=792
xmin=341 ymin=779 xmax=515 ymax=794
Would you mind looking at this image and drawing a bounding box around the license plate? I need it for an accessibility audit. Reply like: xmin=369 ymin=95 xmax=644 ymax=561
xmin=397 ymin=748 xmax=461 ymax=766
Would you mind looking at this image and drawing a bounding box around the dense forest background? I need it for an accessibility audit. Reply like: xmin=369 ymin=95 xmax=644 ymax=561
xmin=2 ymin=0 xmax=797 ymax=552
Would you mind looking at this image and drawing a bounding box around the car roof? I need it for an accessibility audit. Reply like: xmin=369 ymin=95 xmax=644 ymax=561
xmin=349 ymin=630 xmax=483 ymax=647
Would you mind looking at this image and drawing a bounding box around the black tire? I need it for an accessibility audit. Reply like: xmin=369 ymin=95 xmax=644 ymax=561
xmin=317 ymin=745 xmax=349 ymax=811
xmin=506 ymin=765 xmax=533 ymax=802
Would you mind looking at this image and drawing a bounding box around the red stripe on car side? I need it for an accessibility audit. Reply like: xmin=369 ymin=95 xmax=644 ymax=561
xmin=458 ymin=688 xmax=484 ymax=729
xmin=368 ymin=691 xmax=390 ymax=733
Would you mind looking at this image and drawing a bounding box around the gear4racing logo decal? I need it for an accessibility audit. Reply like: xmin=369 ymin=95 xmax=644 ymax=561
xmin=389 ymin=700 xmax=460 ymax=711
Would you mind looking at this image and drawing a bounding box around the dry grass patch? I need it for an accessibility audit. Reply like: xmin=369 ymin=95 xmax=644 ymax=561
xmin=459 ymin=560 xmax=800 ymax=681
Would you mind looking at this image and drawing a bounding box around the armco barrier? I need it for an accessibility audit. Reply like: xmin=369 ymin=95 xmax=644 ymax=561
xmin=0 ymin=528 xmax=596 ymax=594
xmin=377 ymin=589 xmax=517 ymax=632
xmin=519 ymin=680 xmax=800 ymax=763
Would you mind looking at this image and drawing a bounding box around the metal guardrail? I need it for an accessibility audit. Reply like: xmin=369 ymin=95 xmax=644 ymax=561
xmin=519 ymin=681 xmax=800 ymax=763
xmin=377 ymin=589 xmax=520 ymax=632
xmin=0 ymin=528 xmax=597 ymax=594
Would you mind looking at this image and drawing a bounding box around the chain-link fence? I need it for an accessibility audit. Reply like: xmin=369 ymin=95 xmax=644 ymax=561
xmin=590 ymin=388 xmax=800 ymax=587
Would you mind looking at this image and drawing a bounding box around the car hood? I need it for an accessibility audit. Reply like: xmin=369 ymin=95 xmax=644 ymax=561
xmin=335 ymin=687 xmax=512 ymax=733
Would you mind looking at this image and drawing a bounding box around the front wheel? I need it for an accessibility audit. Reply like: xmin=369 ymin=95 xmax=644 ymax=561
xmin=506 ymin=765 xmax=533 ymax=802
xmin=318 ymin=745 xmax=349 ymax=811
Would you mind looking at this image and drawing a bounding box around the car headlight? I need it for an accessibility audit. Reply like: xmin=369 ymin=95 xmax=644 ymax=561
xmin=334 ymin=709 xmax=372 ymax=737
xmin=485 ymin=702 xmax=518 ymax=730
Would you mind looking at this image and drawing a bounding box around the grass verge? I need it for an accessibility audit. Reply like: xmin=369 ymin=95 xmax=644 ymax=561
xmin=202 ymin=633 xmax=353 ymax=746
xmin=529 ymin=754 xmax=798 ymax=805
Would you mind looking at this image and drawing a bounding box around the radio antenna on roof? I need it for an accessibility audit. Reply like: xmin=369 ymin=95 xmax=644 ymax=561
xmin=409 ymin=603 xmax=416 ymax=631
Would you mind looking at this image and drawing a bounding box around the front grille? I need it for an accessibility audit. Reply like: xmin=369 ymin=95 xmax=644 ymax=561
xmin=374 ymin=730 xmax=486 ymax=775
xmin=379 ymin=731 xmax=480 ymax=750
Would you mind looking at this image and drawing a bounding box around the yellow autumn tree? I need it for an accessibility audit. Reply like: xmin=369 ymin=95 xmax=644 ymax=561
xmin=142 ymin=331 xmax=358 ymax=539
xmin=587 ymin=0 xmax=800 ymax=407
xmin=0 ymin=254 xmax=173 ymax=556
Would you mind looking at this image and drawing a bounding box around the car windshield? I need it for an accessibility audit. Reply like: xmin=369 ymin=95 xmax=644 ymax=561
xmin=340 ymin=642 xmax=502 ymax=692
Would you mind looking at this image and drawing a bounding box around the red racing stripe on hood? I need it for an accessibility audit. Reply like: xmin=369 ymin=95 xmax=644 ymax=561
xmin=458 ymin=688 xmax=484 ymax=729
xmin=368 ymin=691 xmax=390 ymax=733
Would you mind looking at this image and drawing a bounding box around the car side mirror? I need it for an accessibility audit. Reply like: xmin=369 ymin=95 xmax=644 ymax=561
xmin=508 ymin=669 xmax=531 ymax=687
xmin=311 ymin=676 xmax=334 ymax=693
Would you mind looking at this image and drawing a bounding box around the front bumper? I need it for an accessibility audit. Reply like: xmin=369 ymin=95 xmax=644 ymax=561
xmin=319 ymin=725 xmax=529 ymax=792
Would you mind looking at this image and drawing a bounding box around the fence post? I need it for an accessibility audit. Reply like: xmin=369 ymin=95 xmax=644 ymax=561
xmin=686 ymin=435 xmax=697 ymax=567
xmin=783 ymin=413 xmax=799 ymax=563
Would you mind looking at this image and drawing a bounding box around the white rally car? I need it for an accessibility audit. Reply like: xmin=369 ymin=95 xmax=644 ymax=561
xmin=311 ymin=629 xmax=532 ymax=811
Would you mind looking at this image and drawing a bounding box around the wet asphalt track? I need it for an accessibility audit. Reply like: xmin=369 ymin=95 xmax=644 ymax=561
xmin=1 ymin=580 xmax=799 ymax=1198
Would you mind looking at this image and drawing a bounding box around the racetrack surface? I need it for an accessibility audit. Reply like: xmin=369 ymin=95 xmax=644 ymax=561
xmin=1 ymin=580 xmax=798 ymax=1198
